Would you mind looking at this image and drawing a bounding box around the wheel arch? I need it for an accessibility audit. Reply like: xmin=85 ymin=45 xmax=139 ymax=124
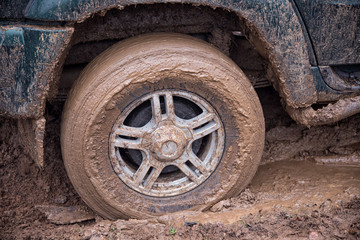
xmin=17 ymin=0 xmax=317 ymax=167
xmin=27 ymin=0 xmax=317 ymax=109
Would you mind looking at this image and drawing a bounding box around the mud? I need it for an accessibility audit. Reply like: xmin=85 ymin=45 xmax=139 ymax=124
xmin=17 ymin=117 xmax=46 ymax=168
xmin=286 ymin=95 xmax=360 ymax=127
xmin=1 ymin=88 xmax=360 ymax=239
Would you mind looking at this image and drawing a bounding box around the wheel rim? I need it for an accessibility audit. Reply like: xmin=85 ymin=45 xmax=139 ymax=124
xmin=109 ymin=90 xmax=225 ymax=197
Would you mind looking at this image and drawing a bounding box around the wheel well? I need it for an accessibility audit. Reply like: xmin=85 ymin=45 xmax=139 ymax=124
xmin=56 ymin=3 xmax=270 ymax=100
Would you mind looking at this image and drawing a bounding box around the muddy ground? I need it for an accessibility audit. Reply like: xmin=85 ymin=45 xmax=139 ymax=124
xmin=1 ymin=87 xmax=359 ymax=239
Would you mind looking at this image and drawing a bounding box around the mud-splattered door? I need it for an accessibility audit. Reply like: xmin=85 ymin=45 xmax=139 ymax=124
xmin=294 ymin=0 xmax=360 ymax=65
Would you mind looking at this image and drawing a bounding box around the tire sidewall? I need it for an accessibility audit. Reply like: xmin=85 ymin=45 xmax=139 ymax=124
xmin=62 ymin=34 xmax=264 ymax=219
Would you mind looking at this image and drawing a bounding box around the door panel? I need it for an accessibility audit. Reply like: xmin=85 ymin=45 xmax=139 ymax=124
xmin=294 ymin=0 xmax=360 ymax=65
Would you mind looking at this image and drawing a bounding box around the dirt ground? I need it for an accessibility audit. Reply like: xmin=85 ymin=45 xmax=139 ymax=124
xmin=1 ymin=88 xmax=359 ymax=239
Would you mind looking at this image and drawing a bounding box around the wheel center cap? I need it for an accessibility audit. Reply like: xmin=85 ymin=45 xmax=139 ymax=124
xmin=148 ymin=125 xmax=187 ymax=161
xmin=161 ymin=140 xmax=178 ymax=156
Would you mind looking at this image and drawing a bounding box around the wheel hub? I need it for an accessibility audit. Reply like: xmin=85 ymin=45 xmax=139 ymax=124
xmin=146 ymin=124 xmax=188 ymax=162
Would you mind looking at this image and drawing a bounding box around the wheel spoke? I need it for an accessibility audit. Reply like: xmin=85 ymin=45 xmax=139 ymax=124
xmin=133 ymin=160 xmax=151 ymax=186
xmin=193 ymin=121 xmax=220 ymax=140
xmin=186 ymin=152 xmax=209 ymax=175
xmin=151 ymin=94 xmax=162 ymax=124
xmin=113 ymin=125 xmax=148 ymax=150
xmin=164 ymin=93 xmax=175 ymax=121
xmin=177 ymin=163 xmax=201 ymax=185
xmin=113 ymin=138 xmax=142 ymax=149
xmin=114 ymin=125 xmax=147 ymax=138
xmin=187 ymin=112 xmax=216 ymax=129
xmin=143 ymin=166 xmax=163 ymax=190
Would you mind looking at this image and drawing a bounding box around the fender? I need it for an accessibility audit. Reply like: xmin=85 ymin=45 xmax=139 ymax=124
xmin=25 ymin=0 xmax=317 ymax=109
xmin=0 ymin=26 xmax=73 ymax=118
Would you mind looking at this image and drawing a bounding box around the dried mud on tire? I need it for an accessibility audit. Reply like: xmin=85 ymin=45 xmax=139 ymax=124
xmin=1 ymin=88 xmax=360 ymax=239
xmin=61 ymin=33 xmax=264 ymax=219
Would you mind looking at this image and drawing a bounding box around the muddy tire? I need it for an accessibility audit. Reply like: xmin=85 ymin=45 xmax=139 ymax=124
xmin=61 ymin=33 xmax=265 ymax=219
